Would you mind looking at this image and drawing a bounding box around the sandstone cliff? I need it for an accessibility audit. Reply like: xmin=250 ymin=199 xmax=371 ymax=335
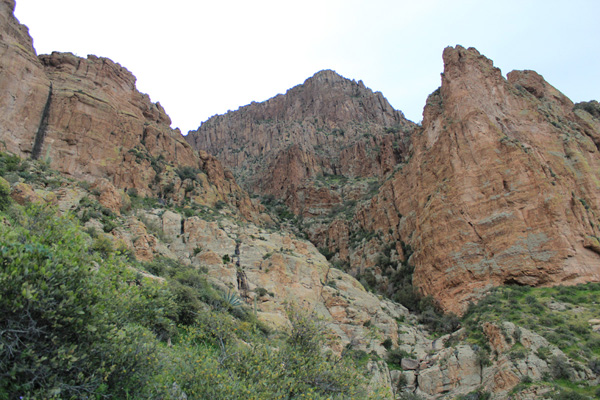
xmin=360 ymin=46 xmax=600 ymax=313
xmin=0 ymin=0 xmax=258 ymax=219
xmin=3 ymin=0 xmax=600 ymax=394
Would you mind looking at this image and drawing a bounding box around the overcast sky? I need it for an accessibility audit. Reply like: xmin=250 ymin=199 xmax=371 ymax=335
xmin=14 ymin=0 xmax=600 ymax=133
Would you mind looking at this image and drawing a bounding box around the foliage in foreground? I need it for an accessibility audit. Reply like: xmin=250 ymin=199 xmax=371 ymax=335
xmin=0 ymin=201 xmax=381 ymax=399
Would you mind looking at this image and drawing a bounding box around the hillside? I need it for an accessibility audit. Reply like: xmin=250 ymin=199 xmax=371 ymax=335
xmin=1 ymin=0 xmax=600 ymax=398
xmin=186 ymin=69 xmax=415 ymax=214
xmin=2 ymin=152 xmax=599 ymax=399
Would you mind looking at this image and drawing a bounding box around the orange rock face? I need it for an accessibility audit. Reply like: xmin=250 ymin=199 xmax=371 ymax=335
xmin=362 ymin=46 xmax=600 ymax=313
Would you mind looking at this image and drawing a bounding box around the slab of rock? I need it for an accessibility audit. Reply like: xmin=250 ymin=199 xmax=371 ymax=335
xmin=401 ymin=358 xmax=420 ymax=370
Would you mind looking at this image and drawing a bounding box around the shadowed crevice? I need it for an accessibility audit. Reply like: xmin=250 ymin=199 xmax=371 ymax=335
xmin=31 ymin=83 xmax=53 ymax=160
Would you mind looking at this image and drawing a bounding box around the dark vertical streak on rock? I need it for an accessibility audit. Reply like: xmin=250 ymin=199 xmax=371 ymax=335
xmin=31 ymin=83 xmax=53 ymax=160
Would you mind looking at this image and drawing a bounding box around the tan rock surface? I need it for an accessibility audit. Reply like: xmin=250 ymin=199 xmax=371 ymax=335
xmin=0 ymin=0 xmax=52 ymax=157
xmin=10 ymin=182 xmax=44 ymax=205
xmin=131 ymin=209 xmax=410 ymax=354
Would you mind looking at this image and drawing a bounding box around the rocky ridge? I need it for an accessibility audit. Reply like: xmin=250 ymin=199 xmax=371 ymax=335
xmin=186 ymin=69 xmax=415 ymax=214
xmin=0 ymin=0 xmax=258 ymax=220
xmin=2 ymin=0 xmax=600 ymax=397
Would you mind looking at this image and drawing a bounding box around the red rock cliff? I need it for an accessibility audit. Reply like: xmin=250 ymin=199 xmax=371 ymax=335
xmin=360 ymin=46 xmax=600 ymax=313
xmin=0 ymin=0 xmax=52 ymax=156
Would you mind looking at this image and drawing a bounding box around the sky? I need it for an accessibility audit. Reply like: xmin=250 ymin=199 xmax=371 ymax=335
xmin=13 ymin=0 xmax=600 ymax=133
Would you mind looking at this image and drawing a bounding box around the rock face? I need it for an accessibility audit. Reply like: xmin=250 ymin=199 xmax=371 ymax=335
xmin=111 ymin=206 xmax=409 ymax=358
xmin=186 ymin=69 xmax=415 ymax=214
xmin=35 ymin=51 xmax=256 ymax=218
xmin=361 ymin=46 xmax=600 ymax=313
xmin=0 ymin=0 xmax=52 ymax=156
xmin=187 ymin=45 xmax=600 ymax=313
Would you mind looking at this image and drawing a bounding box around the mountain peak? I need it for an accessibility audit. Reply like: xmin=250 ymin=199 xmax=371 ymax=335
xmin=304 ymin=69 xmax=351 ymax=84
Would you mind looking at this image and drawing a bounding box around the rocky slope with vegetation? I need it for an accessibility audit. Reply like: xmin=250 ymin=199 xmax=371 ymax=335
xmin=1 ymin=0 xmax=600 ymax=398
xmin=2 ymin=152 xmax=599 ymax=399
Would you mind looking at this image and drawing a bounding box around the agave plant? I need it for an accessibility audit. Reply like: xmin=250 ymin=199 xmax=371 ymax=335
xmin=223 ymin=289 xmax=242 ymax=308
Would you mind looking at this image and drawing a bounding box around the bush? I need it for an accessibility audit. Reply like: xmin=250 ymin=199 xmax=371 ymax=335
xmin=457 ymin=389 xmax=491 ymax=400
xmin=550 ymin=355 xmax=573 ymax=380
xmin=176 ymin=166 xmax=201 ymax=182
xmin=0 ymin=176 xmax=10 ymax=211
xmin=589 ymin=358 xmax=600 ymax=374
xmin=382 ymin=338 xmax=393 ymax=350
xmin=0 ymin=205 xmax=159 ymax=398
xmin=551 ymin=389 xmax=590 ymax=400
xmin=387 ymin=347 xmax=410 ymax=369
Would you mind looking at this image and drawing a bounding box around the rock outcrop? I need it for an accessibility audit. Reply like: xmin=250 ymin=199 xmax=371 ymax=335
xmin=187 ymin=45 xmax=600 ymax=313
xmin=122 ymin=207 xmax=409 ymax=356
xmin=360 ymin=46 xmax=600 ymax=313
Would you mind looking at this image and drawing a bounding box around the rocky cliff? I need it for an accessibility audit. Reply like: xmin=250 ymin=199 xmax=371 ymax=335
xmin=360 ymin=46 xmax=600 ymax=313
xmin=186 ymin=69 xmax=415 ymax=214
xmin=0 ymin=0 xmax=51 ymax=156
xmin=0 ymin=0 xmax=258 ymax=219
xmin=3 ymin=0 xmax=600 ymax=396
xmin=186 ymin=45 xmax=600 ymax=315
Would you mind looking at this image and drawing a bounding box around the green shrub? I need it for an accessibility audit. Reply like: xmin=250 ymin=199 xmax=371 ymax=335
xmin=386 ymin=347 xmax=410 ymax=369
xmin=175 ymin=166 xmax=201 ymax=182
xmin=215 ymin=200 xmax=227 ymax=210
xmin=0 ymin=205 xmax=159 ymax=398
xmin=90 ymin=234 xmax=115 ymax=257
xmin=457 ymin=389 xmax=491 ymax=400
xmin=550 ymin=355 xmax=573 ymax=380
xmin=589 ymin=358 xmax=600 ymax=374
xmin=382 ymin=338 xmax=393 ymax=350
xmin=0 ymin=176 xmax=10 ymax=211
xmin=551 ymin=389 xmax=590 ymax=400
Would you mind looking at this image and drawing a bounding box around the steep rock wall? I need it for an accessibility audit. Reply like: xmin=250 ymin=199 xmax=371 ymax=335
xmin=360 ymin=46 xmax=600 ymax=312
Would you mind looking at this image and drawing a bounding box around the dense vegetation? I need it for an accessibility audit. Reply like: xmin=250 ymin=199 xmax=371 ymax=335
xmin=462 ymin=285 xmax=600 ymax=399
xmin=0 ymin=153 xmax=386 ymax=399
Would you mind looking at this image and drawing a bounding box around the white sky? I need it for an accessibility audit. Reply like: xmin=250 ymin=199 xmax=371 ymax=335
xmin=14 ymin=0 xmax=600 ymax=133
